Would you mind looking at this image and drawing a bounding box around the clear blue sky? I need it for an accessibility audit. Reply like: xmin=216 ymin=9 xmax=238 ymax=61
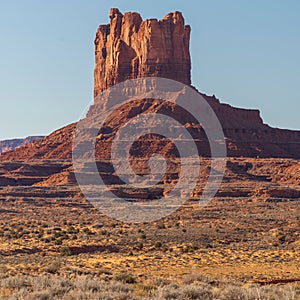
xmin=1 ymin=0 xmax=299 ymax=140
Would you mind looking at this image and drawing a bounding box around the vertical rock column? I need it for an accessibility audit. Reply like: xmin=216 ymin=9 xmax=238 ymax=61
xmin=94 ymin=8 xmax=191 ymax=99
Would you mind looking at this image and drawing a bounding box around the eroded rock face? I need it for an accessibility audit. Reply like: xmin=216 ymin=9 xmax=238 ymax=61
xmin=94 ymin=8 xmax=191 ymax=98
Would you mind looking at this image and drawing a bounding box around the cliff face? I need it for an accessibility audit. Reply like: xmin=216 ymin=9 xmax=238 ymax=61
xmin=94 ymin=8 xmax=191 ymax=98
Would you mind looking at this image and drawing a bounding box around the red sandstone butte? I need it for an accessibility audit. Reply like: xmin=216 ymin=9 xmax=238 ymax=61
xmin=94 ymin=8 xmax=191 ymax=97
xmin=1 ymin=8 xmax=300 ymax=165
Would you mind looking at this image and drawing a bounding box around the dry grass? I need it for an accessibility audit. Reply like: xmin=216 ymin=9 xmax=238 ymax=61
xmin=0 ymin=192 xmax=299 ymax=282
xmin=0 ymin=274 xmax=299 ymax=300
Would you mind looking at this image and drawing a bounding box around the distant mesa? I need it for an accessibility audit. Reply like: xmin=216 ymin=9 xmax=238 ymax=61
xmin=0 ymin=136 xmax=44 ymax=155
